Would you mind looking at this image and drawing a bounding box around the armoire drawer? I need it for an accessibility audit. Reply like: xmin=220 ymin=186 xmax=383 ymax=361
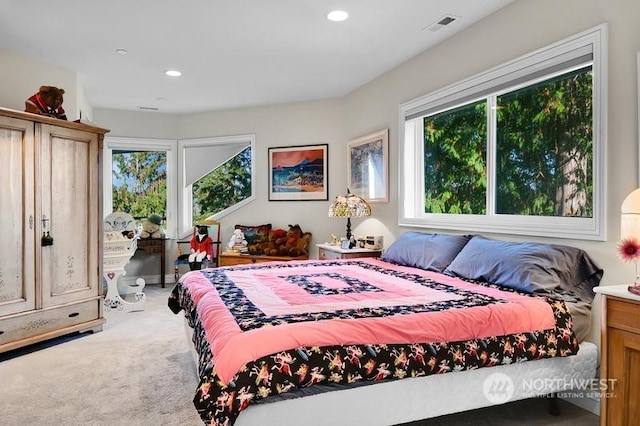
xmin=0 ymin=300 xmax=100 ymax=346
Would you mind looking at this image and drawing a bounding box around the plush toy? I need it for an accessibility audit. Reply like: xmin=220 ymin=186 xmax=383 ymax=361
xmin=228 ymin=229 xmax=248 ymax=252
xmin=261 ymin=228 xmax=286 ymax=256
xmin=24 ymin=86 xmax=68 ymax=120
xmin=276 ymin=224 xmax=311 ymax=257
xmin=189 ymin=225 xmax=213 ymax=270
xmin=140 ymin=214 xmax=165 ymax=238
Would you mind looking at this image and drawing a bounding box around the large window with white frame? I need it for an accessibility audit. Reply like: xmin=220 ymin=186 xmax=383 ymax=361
xmin=103 ymin=134 xmax=255 ymax=239
xmin=104 ymin=138 xmax=176 ymax=237
xmin=399 ymin=24 xmax=607 ymax=240
xmin=177 ymin=134 xmax=255 ymax=237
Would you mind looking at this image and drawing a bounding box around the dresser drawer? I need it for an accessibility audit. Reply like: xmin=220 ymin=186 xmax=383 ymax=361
xmin=607 ymin=297 xmax=640 ymax=333
xmin=0 ymin=299 xmax=100 ymax=345
xmin=318 ymin=248 xmax=342 ymax=260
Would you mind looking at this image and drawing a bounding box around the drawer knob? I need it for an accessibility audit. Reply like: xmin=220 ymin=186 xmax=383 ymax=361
xmin=68 ymin=312 xmax=80 ymax=318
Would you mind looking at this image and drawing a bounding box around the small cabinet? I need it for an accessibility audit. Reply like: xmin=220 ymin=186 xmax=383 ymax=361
xmin=594 ymin=285 xmax=640 ymax=426
xmin=0 ymin=107 xmax=109 ymax=353
xmin=317 ymin=243 xmax=382 ymax=260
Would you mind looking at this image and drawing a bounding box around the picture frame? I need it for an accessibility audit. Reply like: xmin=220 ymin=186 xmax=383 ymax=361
xmin=340 ymin=239 xmax=351 ymax=249
xmin=268 ymin=144 xmax=328 ymax=201
xmin=347 ymin=128 xmax=389 ymax=203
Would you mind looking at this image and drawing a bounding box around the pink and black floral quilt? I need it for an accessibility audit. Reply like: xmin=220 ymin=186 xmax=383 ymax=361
xmin=168 ymin=258 xmax=579 ymax=426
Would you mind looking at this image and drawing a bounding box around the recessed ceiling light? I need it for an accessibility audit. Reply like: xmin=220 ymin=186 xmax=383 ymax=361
xmin=115 ymin=49 xmax=128 ymax=55
xmin=164 ymin=70 xmax=182 ymax=77
xmin=327 ymin=10 xmax=348 ymax=22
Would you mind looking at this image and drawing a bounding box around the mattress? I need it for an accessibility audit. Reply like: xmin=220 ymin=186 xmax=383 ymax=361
xmin=170 ymin=258 xmax=592 ymax=425
xmin=181 ymin=316 xmax=597 ymax=425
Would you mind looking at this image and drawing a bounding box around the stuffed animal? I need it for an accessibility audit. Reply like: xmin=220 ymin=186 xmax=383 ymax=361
xmin=277 ymin=224 xmax=311 ymax=257
xmin=189 ymin=225 xmax=213 ymax=270
xmin=228 ymin=229 xmax=248 ymax=252
xmin=261 ymin=228 xmax=286 ymax=256
xmin=140 ymin=214 xmax=165 ymax=238
xmin=24 ymin=86 xmax=68 ymax=120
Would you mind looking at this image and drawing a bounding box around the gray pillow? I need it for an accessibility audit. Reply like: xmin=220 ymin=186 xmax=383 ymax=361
xmin=443 ymin=236 xmax=603 ymax=303
xmin=382 ymin=232 xmax=471 ymax=272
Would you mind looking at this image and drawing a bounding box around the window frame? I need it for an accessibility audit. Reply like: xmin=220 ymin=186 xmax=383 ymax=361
xmin=103 ymin=137 xmax=177 ymax=238
xmin=177 ymin=134 xmax=256 ymax=238
xmin=398 ymin=24 xmax=607 ymax=241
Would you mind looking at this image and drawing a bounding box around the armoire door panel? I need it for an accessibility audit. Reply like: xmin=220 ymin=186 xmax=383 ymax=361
xmin=39 ymin=124 xmax=99 ymax=307
xmin=0 ymin=116 xmax=36 ymax=316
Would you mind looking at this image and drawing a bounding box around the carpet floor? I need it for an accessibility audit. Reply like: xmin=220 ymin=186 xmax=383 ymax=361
xmin=0 ymin=285 xmax=599 ymax=426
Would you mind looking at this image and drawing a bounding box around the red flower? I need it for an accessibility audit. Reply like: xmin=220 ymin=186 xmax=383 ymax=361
xmin=617 ymin=238 xmax=640 ymax=262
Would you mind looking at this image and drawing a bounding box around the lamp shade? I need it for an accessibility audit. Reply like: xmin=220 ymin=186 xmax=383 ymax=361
xmin=328 ymin=190 xmax=371 ymax=240
xmin=621 ymin=188 xmax=640 ymax=239
xmin=328 ymin=190 xmax=371 ymax=219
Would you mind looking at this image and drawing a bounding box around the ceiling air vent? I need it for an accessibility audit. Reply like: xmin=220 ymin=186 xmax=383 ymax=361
xmin=138 ymin=106 xmax=159 ymax=111
xmin=423 ymin=15 xmax=458 ymax=32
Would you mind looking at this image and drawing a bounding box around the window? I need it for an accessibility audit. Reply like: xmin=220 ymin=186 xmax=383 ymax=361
xmin=177 ymin=134 xmax=255 ymax=237
xmin=104 ymin=138 xmax=176 ymax=237
xmin=399 ymin=24 xmax=607 ymax=240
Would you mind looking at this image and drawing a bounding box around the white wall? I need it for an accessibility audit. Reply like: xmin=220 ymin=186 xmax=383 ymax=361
xmin=0 ymin=48 xmax=80 ymax=121
xmin=93 ymin=108 xmax=180 ymax=140
xmin=342 ymin=0 xmax=640 ymax=345
xmin=345 ymin=0 xmax=640 ymax=289
xmin=176 ymin=99 xmax=349 ymax=257
xmin=96 ymin=99 xmax=349 ymax=259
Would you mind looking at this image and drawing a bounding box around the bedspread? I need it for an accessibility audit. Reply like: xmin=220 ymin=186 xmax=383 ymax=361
xmin=169 ymin=258 xmax=579 ymax=426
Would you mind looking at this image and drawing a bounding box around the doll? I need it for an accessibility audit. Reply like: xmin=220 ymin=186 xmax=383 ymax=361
xmin=227 ymin=229 xmax=248 ymax=252
xmin=189 ymin=225 xmax=213 ymax=270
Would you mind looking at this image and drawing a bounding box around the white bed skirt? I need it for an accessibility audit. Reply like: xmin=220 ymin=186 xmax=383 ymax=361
xmin=183 ymin=318 xmax=597 ymax=425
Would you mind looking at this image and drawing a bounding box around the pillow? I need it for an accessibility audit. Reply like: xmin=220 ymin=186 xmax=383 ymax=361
xmin=444 ymin=236 xmax=603 ymax=303
xmin=235 ymin=223 xmax=272 ymax=244
xmin=381 ymin=232 xmax=471 ymax=272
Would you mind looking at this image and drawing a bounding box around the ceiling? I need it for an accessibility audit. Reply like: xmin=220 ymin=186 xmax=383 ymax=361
xmin=0 ymin=0 xmax=513 ymax=115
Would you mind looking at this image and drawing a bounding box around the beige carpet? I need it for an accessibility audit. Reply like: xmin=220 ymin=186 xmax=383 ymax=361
xmin=0 ymin=285 xmax=599 ymax=426
xmin=0 ymin=285 xmax=202 ymax=426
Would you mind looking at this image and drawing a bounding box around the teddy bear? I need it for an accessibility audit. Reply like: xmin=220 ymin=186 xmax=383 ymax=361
xmin=139 ymin=214 xmax=165 ymax=238
xmin=262 ymin=228 xmax=287 ymax=256
xmin=24 ymin=86 xmax=68 ymax=120
xmin=276 ymin=224 xmax=311 ymax=257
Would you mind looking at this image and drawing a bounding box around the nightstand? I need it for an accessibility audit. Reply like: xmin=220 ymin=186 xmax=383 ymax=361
xmin=316 ymin=243 xmax=382 ymax=260
xmin=593 ymin=285 xmax=640 ymax=426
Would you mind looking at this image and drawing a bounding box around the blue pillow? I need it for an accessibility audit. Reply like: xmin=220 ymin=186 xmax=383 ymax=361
xmin=382 ymin=232 xmax=471 ymax=272
xmin=443 ymin=236 xmax=603 ymax=302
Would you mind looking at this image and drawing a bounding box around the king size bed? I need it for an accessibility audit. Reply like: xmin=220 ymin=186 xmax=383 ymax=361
xmin=168 ymin=232 xmax=602 ymax=425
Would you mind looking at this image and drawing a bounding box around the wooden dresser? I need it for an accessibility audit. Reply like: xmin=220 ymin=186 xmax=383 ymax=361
xmin=220 ymin=251 xmax=308 ymax=266
xmin=0 ymin=107 xmax=108 ymax=353
xmin=594 ymin=285 xmax=640 ymax=425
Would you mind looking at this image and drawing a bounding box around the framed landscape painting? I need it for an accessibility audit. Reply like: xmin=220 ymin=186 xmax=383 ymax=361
xmin=268 ymin=144 xmax=328 ymax=201
xmin=347 ymin=128 xmax=389 ymax=203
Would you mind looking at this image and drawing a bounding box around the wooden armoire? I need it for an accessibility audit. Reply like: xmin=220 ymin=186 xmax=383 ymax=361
xmin=0 ymin=107 xmax=109 ymax=353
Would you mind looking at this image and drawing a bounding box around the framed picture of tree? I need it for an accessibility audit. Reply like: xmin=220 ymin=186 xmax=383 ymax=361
xmin=268 ymin=144 xmax=328 ymax=201
xmin=347 ymin=129 xmax=389 ymax=203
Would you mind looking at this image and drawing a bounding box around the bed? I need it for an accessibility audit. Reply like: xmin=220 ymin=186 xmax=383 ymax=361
xmin=168 ymin=233 xmax=602 ymax=426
